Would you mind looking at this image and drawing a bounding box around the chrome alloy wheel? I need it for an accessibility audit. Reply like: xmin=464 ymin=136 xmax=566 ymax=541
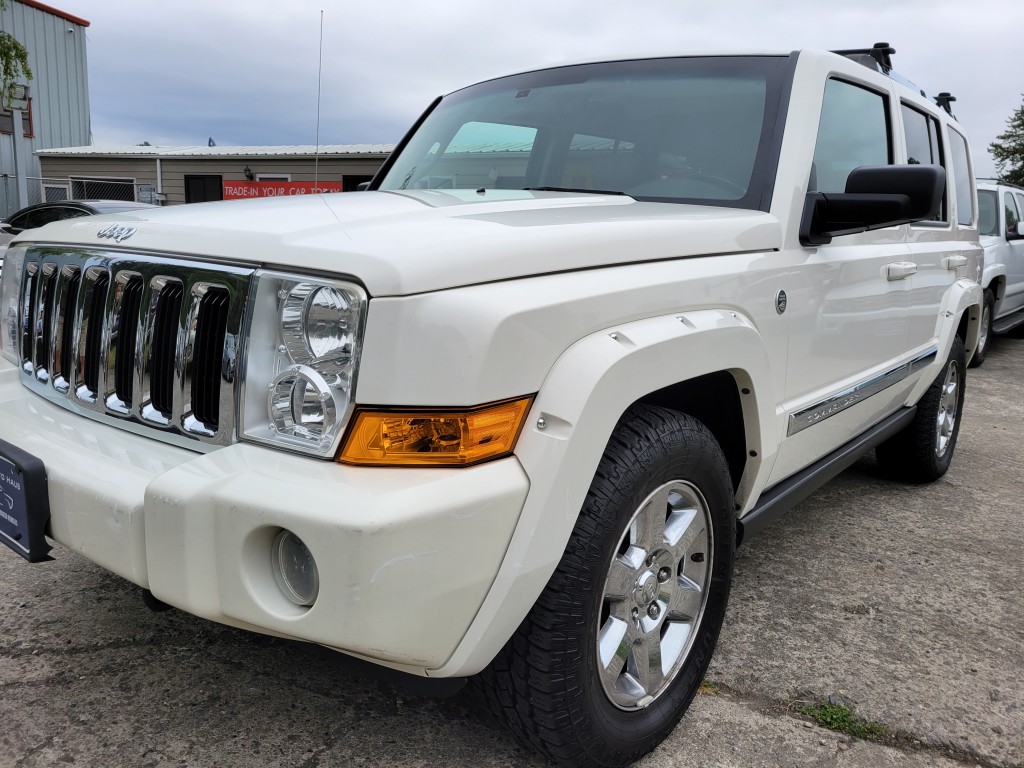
xmin=597 ymin=480 xmax=712 ymax=710
xmin=935 ymin=358 xmax=960 ymax=458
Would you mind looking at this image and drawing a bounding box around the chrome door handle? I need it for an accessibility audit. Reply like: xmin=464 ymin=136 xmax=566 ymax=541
xmin=886 ymin=262 xmax=918 ymax=281
xmin=943 ymin=255 xmax=968 ymax=270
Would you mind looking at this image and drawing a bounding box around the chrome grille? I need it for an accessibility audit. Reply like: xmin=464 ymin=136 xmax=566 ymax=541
xmin=17 ymin=247 xmax=253 ymax=447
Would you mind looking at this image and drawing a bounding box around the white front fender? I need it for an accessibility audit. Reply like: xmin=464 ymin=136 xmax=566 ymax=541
xmin=433 ymin=308 xmax=781 ymax=677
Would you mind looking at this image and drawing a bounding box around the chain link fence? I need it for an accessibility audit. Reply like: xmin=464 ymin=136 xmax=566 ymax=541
xmin=1 ymin=177 xmax=153 ymax=216
xmin=27 ymin=176 xmax=144 ymax=205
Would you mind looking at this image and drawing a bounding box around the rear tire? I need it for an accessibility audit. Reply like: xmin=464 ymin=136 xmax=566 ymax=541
xmin=969 ymin=289 xmax=994 ymax=367
xmin=876 ymin=335 xmax=966 ymax=483
xmin=476 ymin=404 xmax=735 ymax=767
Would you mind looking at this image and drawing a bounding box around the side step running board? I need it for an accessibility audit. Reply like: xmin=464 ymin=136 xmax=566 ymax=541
xmin=992 ymin=307 xmax=1024 ymax=335
xmin=737 ymin=407 xmax=917 ymax=545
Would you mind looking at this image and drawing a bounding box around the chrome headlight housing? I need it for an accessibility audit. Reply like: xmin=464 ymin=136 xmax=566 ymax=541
xmin=239 ymin=270 xmax=367 ymax=457
xmin=0 ymin=244 xmax=27 ymax=365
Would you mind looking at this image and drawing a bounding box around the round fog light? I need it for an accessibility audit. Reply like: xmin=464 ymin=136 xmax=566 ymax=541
xmin=272 ymin=530 xmax=319 ymax=607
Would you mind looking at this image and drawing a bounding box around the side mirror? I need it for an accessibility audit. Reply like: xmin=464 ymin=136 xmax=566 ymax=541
xmin=356 ymin=181 xmax=371 ymax=192
xmin=1007 ymin=222 xmax=1024 ymax=241
xmin=800 ymin=165 xmax=945 ymax=246
xmin=0 ymin=223 xmax=14 ymax=235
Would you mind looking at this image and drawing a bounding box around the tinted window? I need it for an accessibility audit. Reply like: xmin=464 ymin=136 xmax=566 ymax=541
xmin=379 ymin=56 xmax=788 ymax=210
xmin=1005 ymin=192 xmax=1020 ymax=232
xmin=811 ymin=80 xmax=890 ymax=193
xmin=947 ymin=129 xmax=973 ymax=226
xmin=31 ymin=207 xmax=69 ymax=227
xmin=7 ymin=211 xmax=31 ymax=230
xmin=901 ymin=103 xmax=946 ymax=221
xmin=1017 ymin=193 xmax=1024 ymax=227
xmin=978 ymin=190 xmax=998 ymax=236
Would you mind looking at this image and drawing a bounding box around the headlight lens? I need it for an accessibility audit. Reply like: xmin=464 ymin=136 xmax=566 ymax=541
xmin=0 ymin=245 xmax=27 ymax=365
xmin=240 ymin=271 xmax=367 ymax=456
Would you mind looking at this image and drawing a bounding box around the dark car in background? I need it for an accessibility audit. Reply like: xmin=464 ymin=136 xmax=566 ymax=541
xmin=0 ymin=200 xmax=157 ymax=279
xmin=0 ymin=200 xmax=157 ymax=237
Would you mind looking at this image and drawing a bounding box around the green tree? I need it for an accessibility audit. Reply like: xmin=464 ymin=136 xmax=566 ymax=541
xmin=990 ymin=96 xmax=1024 ymax=187
xmin=0 ymin=0 xmax=32 ymax=107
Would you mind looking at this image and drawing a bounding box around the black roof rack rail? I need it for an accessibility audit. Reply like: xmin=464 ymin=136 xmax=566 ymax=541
xmin=832 ymin=43 xmax=959 ymax=120
xmin=832 ymin=42 xmax=895 ymax=73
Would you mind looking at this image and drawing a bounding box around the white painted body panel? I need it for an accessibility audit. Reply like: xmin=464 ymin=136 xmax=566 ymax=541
xmin=16 ymin=191 xmax=780 ymax=298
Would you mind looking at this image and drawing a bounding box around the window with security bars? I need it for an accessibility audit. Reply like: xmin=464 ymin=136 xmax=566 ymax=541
xmin=70 ymin=177 xmax=137 ymax=201
xmin=0 ymin=99 xmax=33 ymax=137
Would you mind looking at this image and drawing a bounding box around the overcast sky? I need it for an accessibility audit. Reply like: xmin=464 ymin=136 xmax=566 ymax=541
xmin=53 ymin=0 xmax=1024 ymax=177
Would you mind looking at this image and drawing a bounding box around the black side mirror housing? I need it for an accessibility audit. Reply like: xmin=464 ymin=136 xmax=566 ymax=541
xmin=356 ymin=181 xmax=372 ymax=192
xmin=800 ymin=165 xmax=945 ymax=246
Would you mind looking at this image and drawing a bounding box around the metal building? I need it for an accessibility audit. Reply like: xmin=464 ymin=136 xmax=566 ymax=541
xmin=0 ymin=0 xmax=90 ymax=217
xmin=37 ymin=144 xmax=393 ymax=205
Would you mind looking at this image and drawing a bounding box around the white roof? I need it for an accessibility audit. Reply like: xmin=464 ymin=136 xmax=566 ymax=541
xmin=36 ymin=144 xmax=395 ymax=158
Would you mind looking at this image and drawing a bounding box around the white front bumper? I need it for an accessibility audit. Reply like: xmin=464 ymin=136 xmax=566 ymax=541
xmin=0 ymin=361 xmax=529 ymax=673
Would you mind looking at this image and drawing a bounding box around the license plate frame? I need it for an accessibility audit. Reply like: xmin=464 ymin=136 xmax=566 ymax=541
xmin=0 ymin=437 xmax=52 ymax=562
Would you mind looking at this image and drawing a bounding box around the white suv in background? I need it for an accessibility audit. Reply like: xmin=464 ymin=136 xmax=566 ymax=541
xmin=974 ymin=180 xmax=1024 ymax=365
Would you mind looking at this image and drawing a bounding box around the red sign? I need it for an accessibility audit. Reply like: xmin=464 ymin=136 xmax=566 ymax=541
xmin=222 ymin=181 xmax=344 ymax=199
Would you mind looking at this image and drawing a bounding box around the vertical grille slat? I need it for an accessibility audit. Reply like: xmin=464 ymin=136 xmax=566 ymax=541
xmin=53 ymin=267 xmax=81 ymax=392
xmin=150 ymin=282 xmax=184 ymax=420
xmin=19 ymin=264 xmax=38 ymax=367
xmin=192 ymin=288 xmax=230 ymax=429
xmin=114 ymin=277 xmax=144 ymax=408
xmin=17 ymin=249 xmax=251 ymax=447
xmin=82 ymin=272 xmax=109 ymax=396
xmin=34 ymin=266 xmax=57 ymax=379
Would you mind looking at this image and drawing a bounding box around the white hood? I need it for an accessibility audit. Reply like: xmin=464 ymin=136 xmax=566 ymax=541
xmin=17 ymin=190 xmax=782 ymax=296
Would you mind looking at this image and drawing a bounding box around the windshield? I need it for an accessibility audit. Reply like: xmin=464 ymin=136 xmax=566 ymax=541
xmin=378 ymin=56 xmax=791 ymax=210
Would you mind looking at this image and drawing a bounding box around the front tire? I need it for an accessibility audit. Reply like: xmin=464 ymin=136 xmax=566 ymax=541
xmin=876 ymin=335 xmax=966 ymax=483
xmin=478 ymin=404 xmax=736 ymax=767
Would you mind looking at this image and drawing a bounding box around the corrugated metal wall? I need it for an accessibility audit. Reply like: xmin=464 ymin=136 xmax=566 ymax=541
xmin=40 ymin=155 xmax=386 ymax=205
xmin=0 ymin=1 xmax=90 ymax=216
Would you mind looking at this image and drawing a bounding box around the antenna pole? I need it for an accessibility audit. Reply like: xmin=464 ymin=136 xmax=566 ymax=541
xmin=314 ymin=10 xmax=324 ymax=185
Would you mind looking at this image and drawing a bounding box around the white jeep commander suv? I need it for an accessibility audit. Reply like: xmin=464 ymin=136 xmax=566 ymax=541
xmin=973 ymin=179 xmax=1024 ymax=365
xmin=0 ymin=44 xmax=981 ymax=766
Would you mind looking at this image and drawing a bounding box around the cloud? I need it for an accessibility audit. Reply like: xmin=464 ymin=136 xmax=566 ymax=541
xmin=56 ymin=0 xmax=1024 ymax=175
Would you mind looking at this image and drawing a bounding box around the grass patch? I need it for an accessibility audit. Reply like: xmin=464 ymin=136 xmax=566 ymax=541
xmin=698 ymin=679 xmax=720 ymax=695
xmin=796 ymin=700 xmax=888 ymax=741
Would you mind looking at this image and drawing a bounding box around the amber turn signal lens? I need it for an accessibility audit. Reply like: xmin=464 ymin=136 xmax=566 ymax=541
xmin=338 ymin=397 xmax=533 ymax=467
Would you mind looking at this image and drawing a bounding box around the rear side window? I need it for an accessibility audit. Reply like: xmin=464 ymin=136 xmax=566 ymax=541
xmin=901 ymin=103 xmax=946 ymax=221
xmin=30 ymin=207 xmax=68 ymax=227
xmin=947 ymin=128 xmax=974 ymax=226
xmin=1005 ymin=191 xmax=1021 ymax=232
xmin=811 ymin=79 xmax=891 ymax=193
xmin=978 ymin=190 xmax=998 ymax=236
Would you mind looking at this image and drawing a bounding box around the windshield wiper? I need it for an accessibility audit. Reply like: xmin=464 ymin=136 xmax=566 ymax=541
xmin=523 ymin=186 xmax=630 ymax=197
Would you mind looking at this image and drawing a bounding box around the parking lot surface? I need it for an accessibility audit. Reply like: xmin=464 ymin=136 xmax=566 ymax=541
xmin=1 ymin=336 xmax=1022 ymax=768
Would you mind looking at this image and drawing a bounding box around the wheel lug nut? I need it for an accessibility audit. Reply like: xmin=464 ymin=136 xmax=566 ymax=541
xmin=658 ymin=567 xmax=671 ymax=582
xmin=647 ymin=604 xmax=660 ymax=620
xmin=631 ymin=607 xmax=639 ymax=619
